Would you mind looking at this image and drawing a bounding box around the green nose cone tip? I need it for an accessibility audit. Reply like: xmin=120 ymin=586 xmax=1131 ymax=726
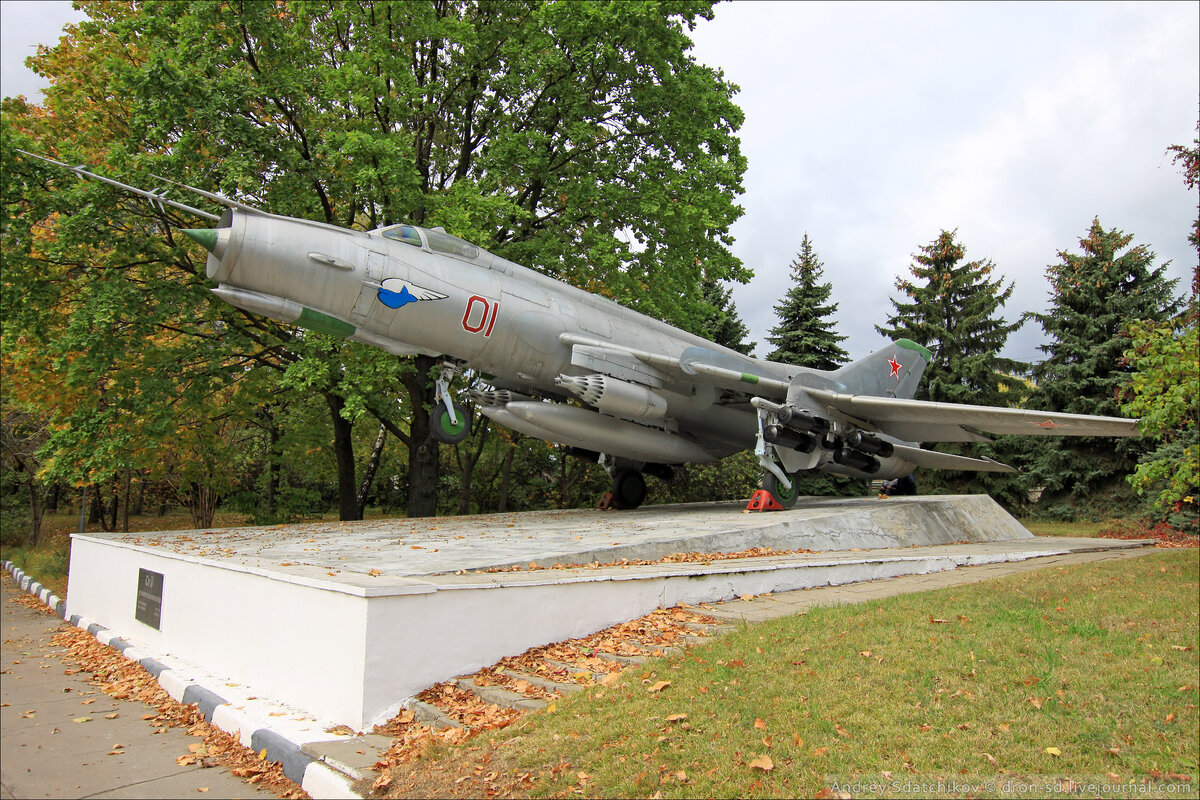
xmin=181 ymin=228 xmax=218 ymax=253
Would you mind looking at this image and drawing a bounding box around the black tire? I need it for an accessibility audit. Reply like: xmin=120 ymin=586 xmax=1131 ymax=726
xmin=762 ymin=470 xmax=798 ymax=509
xmin=430 ymin=401 xmax=472 ymax=444
xmin=611 ymin=469 xmax=647 ymax=509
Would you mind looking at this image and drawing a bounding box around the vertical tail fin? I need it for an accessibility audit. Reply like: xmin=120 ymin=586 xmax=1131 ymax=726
xmin=833 ymin=339 xmax=931 ymax=399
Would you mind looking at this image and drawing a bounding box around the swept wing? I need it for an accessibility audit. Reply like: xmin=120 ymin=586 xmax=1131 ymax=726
xmin=800 ymin=387 xmax=1140 ymax=442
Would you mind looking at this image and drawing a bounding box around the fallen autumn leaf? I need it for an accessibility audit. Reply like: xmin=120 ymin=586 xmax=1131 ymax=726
xmin=749 ymin=754 xmax=774 ymax=772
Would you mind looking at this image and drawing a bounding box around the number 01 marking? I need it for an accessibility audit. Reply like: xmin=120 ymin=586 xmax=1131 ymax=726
xmin=462 ymin=295 xmax=499 ymax=337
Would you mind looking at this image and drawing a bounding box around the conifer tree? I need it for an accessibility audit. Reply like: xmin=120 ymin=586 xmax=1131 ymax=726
xmin=699 ymin=278 xmax=755 ymax=355
xmin=766 ymin=234 xmax=849 ymax=369
xmin=874 ymin=230 xmax=1028 ymax=506
xmin=1028 ymin=218 xmax=1181 ymax=514
xmin=762 ymin=235 xmax=862 ymax=496
xmin=875 ymin=230 xmax=1027 ymax=406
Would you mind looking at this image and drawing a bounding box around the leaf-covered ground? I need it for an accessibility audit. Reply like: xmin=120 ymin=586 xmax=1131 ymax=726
xmin=28 ymin=601 xmax=308 ymax=799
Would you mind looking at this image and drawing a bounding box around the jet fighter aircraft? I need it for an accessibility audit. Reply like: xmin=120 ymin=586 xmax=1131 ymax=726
xmin=20 ymin=152 xmax=1140 ymax=510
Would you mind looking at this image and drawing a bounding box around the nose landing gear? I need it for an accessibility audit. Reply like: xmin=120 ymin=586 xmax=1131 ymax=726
xmin=430 ymin=363 xmax=472 ymax=445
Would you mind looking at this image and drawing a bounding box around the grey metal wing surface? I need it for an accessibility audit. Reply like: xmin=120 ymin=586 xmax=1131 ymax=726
xmin=801 ymin=388 xmax=1141 ymax=442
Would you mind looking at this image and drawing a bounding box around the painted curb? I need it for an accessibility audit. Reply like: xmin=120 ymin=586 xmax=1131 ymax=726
xmin=1 ymin=560 xmax=363 ymax=799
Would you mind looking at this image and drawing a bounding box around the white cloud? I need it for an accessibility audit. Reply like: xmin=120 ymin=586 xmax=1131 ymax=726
xmin=692 ymin=1 xmax=1198 ymax=362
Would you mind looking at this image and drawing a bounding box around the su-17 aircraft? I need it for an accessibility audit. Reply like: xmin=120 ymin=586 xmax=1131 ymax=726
xmin=21 ymin=151 xmax=1141 ymax=510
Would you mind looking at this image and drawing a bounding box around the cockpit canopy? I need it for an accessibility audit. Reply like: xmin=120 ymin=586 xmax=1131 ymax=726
xmin=376 ymin=224 xmax=486 ymax=264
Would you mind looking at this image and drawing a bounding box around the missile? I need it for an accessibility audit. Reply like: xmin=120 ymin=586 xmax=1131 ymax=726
xmin=504 ymin=401 xmax=713 ymax=464
xmin=763 ymin=423 xmax=816 ymax=453
xmin=844 ymin=430 xmax=895 ymax=458
xmin=832 ymin=447 xmax=881 ymax=474
xmin=776 ymin=405 xmax=831 ymax=436
xmin=554 ymin=374 xmax=667 ymax=422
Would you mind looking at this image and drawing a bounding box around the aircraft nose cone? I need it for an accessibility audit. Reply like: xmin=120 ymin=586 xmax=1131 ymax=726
xmin=181 ymin=228 xmax=218 ymax=253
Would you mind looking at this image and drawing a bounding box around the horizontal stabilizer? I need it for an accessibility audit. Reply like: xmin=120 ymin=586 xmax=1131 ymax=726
xmin=891 ymin=443 xmax=1017 ymax=473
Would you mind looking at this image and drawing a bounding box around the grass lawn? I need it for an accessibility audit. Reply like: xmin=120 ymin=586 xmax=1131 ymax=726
xmin=1020 ymin=519 xmax=1116 ymax=538
xmin=390 ymin=549 xmax=1199 ymax=799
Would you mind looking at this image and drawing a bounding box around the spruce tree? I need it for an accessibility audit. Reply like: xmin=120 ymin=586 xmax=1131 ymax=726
xmin=1028 ymin=218 xmax=1181 ymax=515
xmin=699 ymin=278 xmax=755 ymax=355
xmin=766 ymin=234 xmax=849 ymax=369
xmin=874 ymin=230 xmax=1028 ymax=506
xmin=875 ymin=230 xmax=1027 ymax=405
xmin=764 ymin=235 xmax=861 ymax=496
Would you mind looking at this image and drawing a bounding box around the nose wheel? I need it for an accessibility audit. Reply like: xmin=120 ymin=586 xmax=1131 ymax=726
xmin=431 ymin=399 xmax=472 ymax=444
xmin=430 ymin=362 xmax=472 ymax=445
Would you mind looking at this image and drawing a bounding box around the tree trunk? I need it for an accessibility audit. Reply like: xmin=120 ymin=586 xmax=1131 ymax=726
xmin=402 ymin=355 xmax=441 ymax=518
xmin=356 ymin=424 xmax=387 ymax=519
xmin=133 ymin=471 xmax=145 ymax=516
xmin=457 ymin=419 xmax=490 ymax=516
xmin=187 ymin=482 xmax=219 ymax=528
xmin=266 ymin=422 xmax=280 ymax=517
xmin=108 ymin=482 xmax=118 ymax=531
xmin=24 ymin=472 xmax=43 ymax=548
xmin=327 ymin=393 xmax=359 ymax=521
xmin=89 ymin=485 xmax=102 ymax=524
xmin=497 ymin=442 xmax=515 ymax=513
xmin=122 ymin=469 xmax=131 ymax=532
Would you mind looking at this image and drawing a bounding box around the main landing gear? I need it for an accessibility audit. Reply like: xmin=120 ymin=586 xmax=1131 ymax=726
xmin=595 ymin=455 xmax=674 ymax=510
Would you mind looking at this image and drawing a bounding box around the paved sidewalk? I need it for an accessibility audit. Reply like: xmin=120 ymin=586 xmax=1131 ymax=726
xmin=701 ymin=545 xmax=1161 ymax=623
xmin=0 ymin=572 xmax=273 ymax=800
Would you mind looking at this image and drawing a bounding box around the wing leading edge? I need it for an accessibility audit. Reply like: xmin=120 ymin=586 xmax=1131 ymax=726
xmin=801 ymin=388 xmax=1140 ymax=442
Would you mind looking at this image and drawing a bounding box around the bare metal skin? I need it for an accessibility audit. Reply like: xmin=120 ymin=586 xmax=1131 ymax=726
xmin=21 ymin=152 xmax=1140 ymax=510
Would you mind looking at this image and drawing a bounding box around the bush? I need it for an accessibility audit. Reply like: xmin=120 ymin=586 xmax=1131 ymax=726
xmin=221 ymin=485 xmax=327 ymax=525
xmin=0 ymin=489 xmax=30 ymax=548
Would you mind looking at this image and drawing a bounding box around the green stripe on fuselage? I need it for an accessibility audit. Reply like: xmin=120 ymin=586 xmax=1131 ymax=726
xmin=895 ymin=338 xmax=933 ymax=362
xmin=297 ymin=308 xmax=356 ymax=338
xmin=741 ymin=373 xmax=760 ymax=385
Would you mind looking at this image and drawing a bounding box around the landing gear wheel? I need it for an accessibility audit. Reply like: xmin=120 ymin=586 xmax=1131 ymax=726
xmin=611 ymin=469 xmax=647 ymax=510
xmin=761 ymin=470 xmax=798 ymax=509
xmin=430 ymin=401 xmax=472 ymax=444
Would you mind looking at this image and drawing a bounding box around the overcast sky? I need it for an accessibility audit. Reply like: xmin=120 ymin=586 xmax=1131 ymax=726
xmin=4 ymin=1 xmax=1197 ymax=363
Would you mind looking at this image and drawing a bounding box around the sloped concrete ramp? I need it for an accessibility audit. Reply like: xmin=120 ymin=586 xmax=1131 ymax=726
xmin=64 ymin=495 xmax=1141 ymax=729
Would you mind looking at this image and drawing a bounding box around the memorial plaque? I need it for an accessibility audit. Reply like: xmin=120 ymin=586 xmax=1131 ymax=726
xmin=135 ymin=568 xmax=163 ymax=630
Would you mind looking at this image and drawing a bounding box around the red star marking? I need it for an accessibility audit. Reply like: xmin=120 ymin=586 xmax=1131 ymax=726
xmin=1034 ymin=419 xmax=1060 ymax=429
xmin=887 ymin=353 xmax=902 ymax=378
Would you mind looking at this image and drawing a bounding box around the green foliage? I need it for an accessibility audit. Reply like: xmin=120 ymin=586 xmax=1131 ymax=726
xmin=1121 ymin=315 xmax=1199 ymax=530
xmin=3 ymin=0 xmax=748 ymax=520
xmin=1027 ymin=219 xmax=1181 ymax=513
xmin=697 ymin=278 xmax=755 ymax=355
xmin=766 ymin=234 xmax=849 ymax=369
xmin=660 ymin=451 xmax=760 ymax=504
xmin=0 ymin=483 xmax=30 ymax=548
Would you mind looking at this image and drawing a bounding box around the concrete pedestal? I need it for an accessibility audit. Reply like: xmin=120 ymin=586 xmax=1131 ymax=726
xmin=66 ymin=495 xmax=1051 ymax=728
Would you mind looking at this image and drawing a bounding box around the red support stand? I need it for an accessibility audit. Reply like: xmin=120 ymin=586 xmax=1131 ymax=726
xmin=596 ymin=492 xmax=616 ymax=511
xmin=744 ymin=490 xmax=783 ymax=512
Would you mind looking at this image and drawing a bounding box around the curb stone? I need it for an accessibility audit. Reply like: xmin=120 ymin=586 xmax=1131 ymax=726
xmin=1 ymin=560 xmax=364 ymax=799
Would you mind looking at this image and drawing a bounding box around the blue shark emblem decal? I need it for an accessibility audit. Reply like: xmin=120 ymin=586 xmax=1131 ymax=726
xmin=377 ymin=277 xmax=449 ymax=309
